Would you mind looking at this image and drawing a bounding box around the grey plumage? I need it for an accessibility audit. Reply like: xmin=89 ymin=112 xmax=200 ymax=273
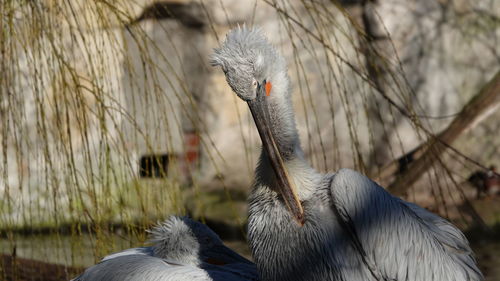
xmin=211 ymin=27 xmax=483 ymax=281
xmin=73 ymin=216 xmax=257 ymax=281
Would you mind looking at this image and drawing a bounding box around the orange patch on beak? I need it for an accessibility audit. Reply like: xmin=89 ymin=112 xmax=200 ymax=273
xmin=265 ymin=81 xmax=272 ymax=96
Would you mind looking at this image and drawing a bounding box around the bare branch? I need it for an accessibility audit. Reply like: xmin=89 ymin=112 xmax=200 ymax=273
xmin=375 ymin=70 xmax=500 ymax=195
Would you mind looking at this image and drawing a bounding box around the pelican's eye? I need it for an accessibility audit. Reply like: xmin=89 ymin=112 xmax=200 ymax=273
xmin=252 ymin=79 xmax=258 ymax=89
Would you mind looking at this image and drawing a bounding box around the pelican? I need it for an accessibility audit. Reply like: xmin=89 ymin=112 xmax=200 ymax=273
xmin=73 ymin=216 xmax=257 ymax=280
xmin=210 ymin=27 xmax=483 ymax=281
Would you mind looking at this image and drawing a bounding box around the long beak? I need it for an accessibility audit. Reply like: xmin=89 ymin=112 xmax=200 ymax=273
xmin=247 ymin=81 xmax=305 ymax=226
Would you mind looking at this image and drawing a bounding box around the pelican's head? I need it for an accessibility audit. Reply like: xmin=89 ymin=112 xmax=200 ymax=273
xmin=211 ymin=27 xmax=305 ymax=226
xmin=149 ymin=216 xmax=252 ymax=266
xmin=210 ymin=27 xmax=286 ymax=101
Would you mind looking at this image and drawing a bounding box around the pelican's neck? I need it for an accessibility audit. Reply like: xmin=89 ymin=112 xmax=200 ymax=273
xmin=263 ymin=72 xmax=301 ymax=161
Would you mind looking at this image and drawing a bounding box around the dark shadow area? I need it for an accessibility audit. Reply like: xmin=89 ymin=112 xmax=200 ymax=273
xmin=128 ymin=1 xmax=205 ymax=29
xmin=139 ymin=154 xmax=170 ymax=178
xmin=465 ymin=222 xmax=500 ymax=244
xmin=466 ymin=223 xmax=500 ymax=280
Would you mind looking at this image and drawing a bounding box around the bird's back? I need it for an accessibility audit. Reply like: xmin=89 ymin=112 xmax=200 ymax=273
xmin=74 ymin=251 xmax=258 ymax=281
xmin=74 ymin=254 xmax=211 ymax=281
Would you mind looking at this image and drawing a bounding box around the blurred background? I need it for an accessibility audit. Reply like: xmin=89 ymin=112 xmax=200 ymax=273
xmin=0 ymin=0 xmax=499 ymax=280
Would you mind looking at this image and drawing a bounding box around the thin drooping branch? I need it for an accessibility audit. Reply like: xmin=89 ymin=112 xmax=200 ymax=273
xmin=358 ymin=0 xmax=398 ymax=167
xmin=374 ymin=70 xmax=500 ymax=195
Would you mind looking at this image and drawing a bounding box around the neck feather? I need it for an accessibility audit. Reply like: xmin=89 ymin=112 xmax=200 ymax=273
xmin=264 ymin=72 xmax=301 ymax=161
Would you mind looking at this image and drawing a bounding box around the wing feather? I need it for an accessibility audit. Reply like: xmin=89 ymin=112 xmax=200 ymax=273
xmin=330 ymin=168 xmax=483 ymax=281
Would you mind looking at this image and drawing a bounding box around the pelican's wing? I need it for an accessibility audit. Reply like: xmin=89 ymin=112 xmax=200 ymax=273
xmin=73 ymin=255 xmax=211 ymax=281
xmin=329 ymin=168 xmax=483 ymax=281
